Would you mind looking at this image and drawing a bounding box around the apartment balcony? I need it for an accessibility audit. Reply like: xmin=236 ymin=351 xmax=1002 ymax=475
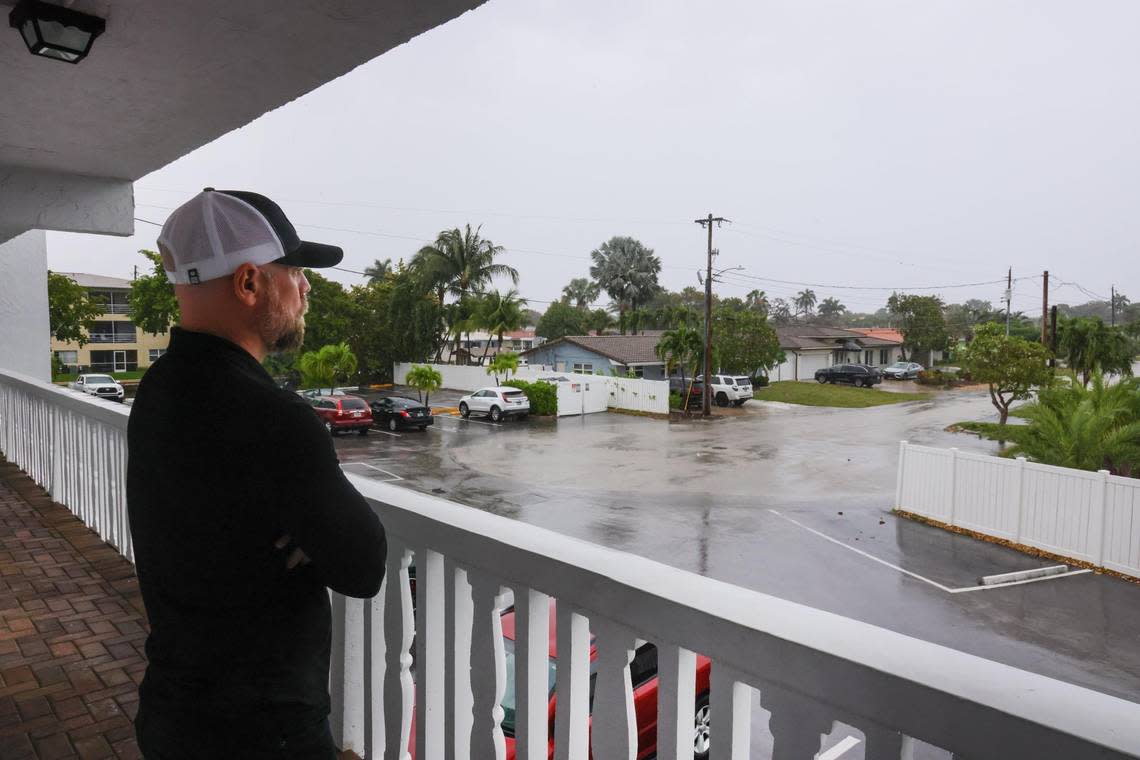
xmin=1 ymin=367 xmax=1139 ymax=759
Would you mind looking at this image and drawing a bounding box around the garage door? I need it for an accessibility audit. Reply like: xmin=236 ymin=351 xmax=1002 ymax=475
xmin=796 ymin=352 xmax=830 ymax=380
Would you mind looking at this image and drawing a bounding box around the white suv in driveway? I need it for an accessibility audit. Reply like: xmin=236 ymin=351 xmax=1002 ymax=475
xmin=68 ymin=373 xmax=125 ymax=402
xmin=696 ymin=374 xmax=753 ymax=407
xmin=458 ymin=386 xmax=531 ymax=422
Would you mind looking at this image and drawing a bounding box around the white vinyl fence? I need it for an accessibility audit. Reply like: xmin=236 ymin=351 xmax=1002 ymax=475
xmin=896 ymin=441 xmax=1140 ymax=579
xmin=394 ymin=363 xmax=669 ymax=416
xmin=4 ymin=368 xmax=1140 ymax=759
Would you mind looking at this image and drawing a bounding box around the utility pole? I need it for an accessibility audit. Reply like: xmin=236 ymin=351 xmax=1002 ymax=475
xmin=1041 ymin=270 xmax=1049 ymax=346
xmin=1050 ymin=305 xmax=1058 ymax=367
xmin=1005 ymin=267 xmax=1012 ymax=337
xmin=694 ymin=213 xmax=729 ymax=417
xmin=1112 ymin=285 xmax=1116 ymax=326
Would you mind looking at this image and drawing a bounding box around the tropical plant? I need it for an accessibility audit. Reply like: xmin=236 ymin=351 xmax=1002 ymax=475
xmin=656 ymin=324 xmax=703 ymax=414
xmin=477 ymin=288 xmax=528 ymax=364
xmin=959 ymin=323 xmax=1053 ymax=424
xmin=1057 ymin=316 xmax=1136 ymax=386
xmin=768 ymin=298 xmax=793 ymax=325
xmin=711 ymin=303 xmax=784 ymax=375
xmin=504 ymin=378 xmax=557 ymax=415
xmin=887 ymin=293 xmax=950 ymax=364
xmin=816 ymin=297 xmax=846 ymax=323
xmin=561 ymin=277 xmax=600 ymax=309
xmin=793 ymin=289 xmax=817 ymax=318
xmin=299 ymin=342 xmax=358 ymax=392
xmin=536 ymin=300 xmax=591 ymax=341
xmin=1012 ymin=372 xmax=1140 ymax=476
xmin=47 ymin=271 xmax=104 ymax=346
xmin=588 ymin=236 xmax=662 ymax=334
xmin=486 ymin=351 xmax=520 ymax=385
xmin=363 ymin=258 xmax=393 ymax=283
xmin=745 ymin=289 xmax=768 ymax=313
xmin=588 ymin=308 xmax=615 ymax=336
xmin=405 ymin=364 xmax=443 ymax=407
xmin=127 ymin=250 xmax=180 ymax=336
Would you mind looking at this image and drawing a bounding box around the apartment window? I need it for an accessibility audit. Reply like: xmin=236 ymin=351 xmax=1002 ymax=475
xmin=89 ymin=320 xmax=137 ymax=344
xmin=88 ymin=289 xmax=131 ymax=314
xmin=572 ymin=362 xmax=593 ymax=373
xmin=880 ymin=349 xmax=889 ymax=364
xmin=54 ymin=351 xmax=78 ymax=371
xmin=148 ymin=348 xmax=166 ymax=362
xmin=89 ymin=350 xmax=138 ymax=373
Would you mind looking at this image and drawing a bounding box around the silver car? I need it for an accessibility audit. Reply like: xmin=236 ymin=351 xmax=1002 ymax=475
xmin=882 ymin=361 xmax=923 ymax=380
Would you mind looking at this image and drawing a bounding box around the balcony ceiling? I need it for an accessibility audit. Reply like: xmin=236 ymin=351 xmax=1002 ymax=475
xmin=0 ymin=0 xmax=484 ymax=181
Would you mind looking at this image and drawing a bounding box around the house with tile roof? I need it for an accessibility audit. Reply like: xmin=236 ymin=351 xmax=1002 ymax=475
xmin=770 ymin=325 xmax=904 ymax=381
xmin=520 ymin=334 xmax=668 ymax=378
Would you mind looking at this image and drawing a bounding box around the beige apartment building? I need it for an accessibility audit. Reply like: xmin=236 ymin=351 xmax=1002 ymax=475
xmin=51 ymin=273 xmax=170 ymax=374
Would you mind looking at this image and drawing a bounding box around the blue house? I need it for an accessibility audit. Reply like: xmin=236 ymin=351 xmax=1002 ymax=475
xmin=520 ymin=334 xmax=668 ymax=379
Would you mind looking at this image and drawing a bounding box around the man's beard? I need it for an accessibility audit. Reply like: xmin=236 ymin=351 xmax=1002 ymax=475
xmin=259 ymin=296 xmax=306 ymax=354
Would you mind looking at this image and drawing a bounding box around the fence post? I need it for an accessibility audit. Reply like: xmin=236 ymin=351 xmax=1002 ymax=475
xmin=947 ymin=448 xmax=959 ymax=526
xmin=1093 ymin=469 xmax=1110 ymax=567
xmin=894 ymin=441 xmax=907 ymax=510
xmin=1013 ymin=457 xmax=1027 ymax=544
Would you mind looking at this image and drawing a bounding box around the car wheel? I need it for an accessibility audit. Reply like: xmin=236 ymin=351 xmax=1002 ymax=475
xmin=715 ymin=392 xmax=729 ymax=407
xmin=694 ymin=693 xmax=711 ymax=759
xmin=388 ymin=418 xmax=399 ymax=432
xmin=816 ymin=375 xmax=827 ymax=384
xmin=490 ymin=406 xmax=502 ymax=423
xmin=324 ymin=420 xmax=335 ymax=436
xmin=459 ymin=402 xmax=470 ymax=419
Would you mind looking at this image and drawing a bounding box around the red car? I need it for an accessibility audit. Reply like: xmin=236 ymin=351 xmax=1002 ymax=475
xmin=410 ymin=601 xmax=712 ymax=759
xmin=308 ymin=393 xmax=373 ymax=435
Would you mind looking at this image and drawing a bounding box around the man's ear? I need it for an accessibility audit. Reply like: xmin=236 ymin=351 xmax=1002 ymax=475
xmin=232 ymin=264 xmax=260 ymax=306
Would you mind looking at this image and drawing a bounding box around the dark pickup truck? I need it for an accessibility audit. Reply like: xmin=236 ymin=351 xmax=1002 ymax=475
xmin=814 ymin=363 xmax=883 ymax=388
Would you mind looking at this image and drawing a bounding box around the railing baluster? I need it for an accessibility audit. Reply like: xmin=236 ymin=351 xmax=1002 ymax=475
xmin=554 ymin=605 xmax=591 ymax=760
xmin=590 ymin=617 xmax=638 ymax=760
xmin=761 ymin=683 xmax=831 ymax=760
xmin=382 ymin=541 xmax=414 ymax=760
xmin=512 ymin=586 xmax=550 ymax=760
xmin=447 ymin=561 xmax=474 ymax=760
xmin=710 ymin=665 xmax=750 ymax=760
xmin=469 ymin=572 xmax=507 ymax=760
xmin=368 ymin=591 xmax=385 ymax=758
xmin=657 ymin=643 xmax=697 ymax=760
xmin=343 ymin=595 xmax=367 ymax=753
xmin=862 ymin=724 xmax=916 ymax=760
xmin=416 ymin=549 xmax=446 ymax=760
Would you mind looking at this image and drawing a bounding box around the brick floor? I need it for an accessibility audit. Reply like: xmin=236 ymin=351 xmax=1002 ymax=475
xmin=0 ymin=457 xmax=146 ymax=759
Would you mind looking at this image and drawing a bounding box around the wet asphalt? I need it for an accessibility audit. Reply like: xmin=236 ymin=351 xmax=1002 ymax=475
xmin=334 ymin=385 xmax=1140 ymax=714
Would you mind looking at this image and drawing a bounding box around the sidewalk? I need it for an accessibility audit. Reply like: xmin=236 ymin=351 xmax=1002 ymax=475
xmin=0 ymin=456 xmax=146 ymax=759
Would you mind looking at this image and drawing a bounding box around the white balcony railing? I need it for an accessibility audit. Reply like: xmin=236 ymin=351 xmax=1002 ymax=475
xmin=2 ymin=367 xmax=1139 ymax=759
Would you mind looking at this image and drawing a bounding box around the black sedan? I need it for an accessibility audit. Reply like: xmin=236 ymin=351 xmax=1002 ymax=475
xmin=814 ymin=363 xmax=882 ymax=388
xmin=369 ymin=396 xmax=434 ymax=432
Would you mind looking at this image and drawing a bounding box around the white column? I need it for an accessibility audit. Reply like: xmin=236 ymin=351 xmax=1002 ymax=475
xmin=468 ymin=573 xmax=507 ymax=760
xmin=656 ymin=643 xmax=697 ymax=760
xmin=0 ymin=230 xmax=50 ymax=382
xmin=416 ymin=549 xmax=446 ymax=760
xmin=1013 ymin=456 xmax=1027 ymax=544
xmin=710 ymin=666 xmax=750 ymax=760
xmin=553 ymin=606 xmax=591 ymax=760
xmin=947 ymin=448 xmax=959 ymax=526
xmin=1092 ymin=469 xmax=1110 ymax=566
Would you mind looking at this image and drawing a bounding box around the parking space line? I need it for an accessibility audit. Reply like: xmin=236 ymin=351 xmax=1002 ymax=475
xmin=768 ymin=510 xmax=1093 ymax=594
xmin=817 ymin=736 xmax=861 ymax=760
xmin=372 ymin=429 xmax=401 ymax=437
xmin=435 ymin=415 xmax=501 ymax=427
xmin=340 ymin=462 xmax=403 ymax=482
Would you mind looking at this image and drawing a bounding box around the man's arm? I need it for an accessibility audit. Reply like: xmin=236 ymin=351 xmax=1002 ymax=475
xmin=275 ymin=403 xmax=387 ymax=598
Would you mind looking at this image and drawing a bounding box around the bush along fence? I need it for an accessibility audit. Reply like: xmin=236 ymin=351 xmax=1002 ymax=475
xmin=895 ymin=441 xmax=1140 ymax=580
xmin=503 ymin=379 xmax=558 ymax=416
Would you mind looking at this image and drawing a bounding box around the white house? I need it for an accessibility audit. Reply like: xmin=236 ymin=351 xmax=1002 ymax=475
xmin=771 ymin=325 xmax=905 ymax=381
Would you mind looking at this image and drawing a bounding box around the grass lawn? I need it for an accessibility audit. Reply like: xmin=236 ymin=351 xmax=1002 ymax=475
xmin=754 ymin=381 xmax=931 ymax=408
xmin=946 ymin=420 xmax=1029 ymax=448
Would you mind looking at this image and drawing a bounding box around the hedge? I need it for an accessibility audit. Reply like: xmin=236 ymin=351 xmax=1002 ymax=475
xmin=503 ymin=379 xmax=558 ymax=415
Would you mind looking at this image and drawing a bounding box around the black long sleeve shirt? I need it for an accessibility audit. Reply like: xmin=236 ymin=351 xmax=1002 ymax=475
xmin=126 ymin=327 xmax=386 ymax=732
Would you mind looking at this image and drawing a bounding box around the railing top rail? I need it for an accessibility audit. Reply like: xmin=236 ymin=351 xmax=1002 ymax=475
xmin=351 ymin=474 xmax=1140 ymax=758
xmin=0 ymin=367 xmax=130 ymax=428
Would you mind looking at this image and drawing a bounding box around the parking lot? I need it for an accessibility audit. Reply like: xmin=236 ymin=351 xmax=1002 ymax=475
xmin=334 ymin=386 xmax=1140 ymax=757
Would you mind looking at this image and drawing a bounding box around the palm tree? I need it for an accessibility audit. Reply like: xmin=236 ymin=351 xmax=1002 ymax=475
xmin=1058 ymin=316 xmax=1136 ymax=386
xmin=745 ymin=289 xmax=768 ymax=313
xmin=298 ymin=342 xmax=358 ymax=393
xmin=589 ymin=237 xmax=662 ymax=334
xmin=405 ymin=364 xmax=443 ymax=407
xmin=793 ymin=289 xmax=817 ymax=319
xmin=656 ymin=324 xmax=703 ymax=414
xmin=477 ymin=289 xmax=528 ymax=364
xmin=363 ymin=258 xmax=393 ymax=283
xmin=817 ymin=297 xmax=846 ymax=323
xmin=415 ymin=224 xmax=519 ymax=362
xmin=486 ymin=351 xmax=520 ymax=386
xmin=561 ymin=278 xmax=600 ymax=309
xmin=1012 ymin=372 xmax=1140 ymax=476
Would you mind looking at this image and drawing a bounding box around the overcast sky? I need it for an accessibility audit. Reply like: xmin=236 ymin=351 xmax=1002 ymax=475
xmin=48 ymin=0 xmax=1140 ymax=317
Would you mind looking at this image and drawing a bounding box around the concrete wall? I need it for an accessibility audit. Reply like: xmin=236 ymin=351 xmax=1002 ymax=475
xmin=0 ymin=231 xmax=50 ymax=381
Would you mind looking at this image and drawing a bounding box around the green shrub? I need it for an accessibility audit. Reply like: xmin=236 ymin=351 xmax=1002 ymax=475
xmin=669 ymin=391 xmax=683 ymax=409
xmin=915 ymin=369 xmax=958 ymax=387
xmin=504 ymin=379 xmax=558 ymax=415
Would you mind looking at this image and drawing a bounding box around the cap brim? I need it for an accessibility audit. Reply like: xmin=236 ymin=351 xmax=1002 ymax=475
xmin=275 ymin=240 xmax=343 ymax=269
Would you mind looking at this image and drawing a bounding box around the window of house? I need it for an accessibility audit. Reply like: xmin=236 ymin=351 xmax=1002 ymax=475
xmin=148 ymin=349 xmax=166 ymax=362
xmin=572 ymin=363 xmax=593 ymax=373
xmin=864 ymin=350 xmax=874 ymax=365
xmin=880 ymin=349 xmax=889 ymax=364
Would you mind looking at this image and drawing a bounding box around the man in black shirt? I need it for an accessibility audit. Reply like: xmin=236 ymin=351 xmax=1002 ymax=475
xmin=127 ymin=189 xmax=386 ymax=758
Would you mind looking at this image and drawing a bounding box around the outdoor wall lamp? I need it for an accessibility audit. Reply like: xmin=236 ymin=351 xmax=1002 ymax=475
xmin=9 ymin=0 xmax=106 ymax=64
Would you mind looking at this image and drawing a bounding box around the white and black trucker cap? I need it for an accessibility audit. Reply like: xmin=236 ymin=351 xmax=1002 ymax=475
xmin=157 ymin=188 xmax=343 ymax=285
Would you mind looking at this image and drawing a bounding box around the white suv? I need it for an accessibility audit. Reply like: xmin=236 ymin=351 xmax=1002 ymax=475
xmin=696 ymin=374 xmax=753 ymax=407
xmin=458 ymin=386 xmax=531 ymax=422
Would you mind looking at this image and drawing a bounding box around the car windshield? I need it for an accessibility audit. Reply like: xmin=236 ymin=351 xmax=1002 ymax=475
xmin=86 ymin=375 xmax=114 ymax=384
xmin=889 ymin=362 xmax=908 ymax=369
xmin=734 ymin=377 xmax=750 ymax=385
xmin=340 ymin=398 xmax=368 ymax=410
xmin=390 ymin=397 xmax=418 ymax=407
xmin=501 ymin=638 xmax=557 ymax=736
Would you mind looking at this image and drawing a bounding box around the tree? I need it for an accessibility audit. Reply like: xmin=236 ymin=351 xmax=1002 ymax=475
xmin=1013 ymin=372 xmax=1140 ymax=476
xmin=887 ymin=293 xmax=950 ymax=364
xmin=298 ymin=342 xmax=358 ymax=392
xmin=47 ymin=272 xmax=103 ymax=346
xmin=712 ymin=304 xmax=784 ymax=375
xmin=793 ymin=289 xmax=817 ymax=318
xmin=1057 ymin=316 xmax=1136 ymax=386
xmin=745 ymin=289 xmax=768 ymax=314
xmin=300 ymin=270 xmax=361 ymax=357
xmin=588 ymin=236 xmax=661 ymax=334
xmin=486 ymin=351 xmax=519 ymax=385
xmin=768 ymin=298 xmax=793 ymax=325
xmin=959 ymin=323 xmax=1053 ymax=424
xmin=561 ymin=278 xmax=600 ymax=309
xmin=816 ymin=297 xmax=846 ymax=324
xmin=477 ymin=288 xmax=527 ymax=363
xmin=128 ymin=250 xmax=180 ymax=336
xmin=415 ymin=224 xmax=518 ymax=361
xmin=656 ymin=324 xmax=703 ymax=414
xmin=536 ymin=300 xmax=590 ymax=341
xmin=346 ymin=266 xmax=445 ymax=383
xmin=405 ymin=364 xmax=443 ymax=407
xmin=363 ymin=258 xmax=393 ymax=283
